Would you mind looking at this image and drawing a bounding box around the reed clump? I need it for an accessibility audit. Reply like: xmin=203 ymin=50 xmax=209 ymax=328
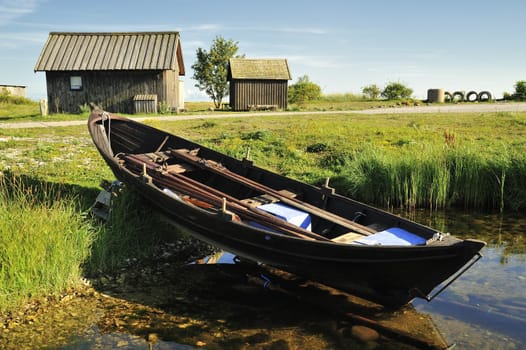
xmin=0 ymin=172 xmax=178 ymax=311
xmin=0 ymin=172 xmax=96 ymax=311
xmin=332 ymin=143 xmax=526 ymax=211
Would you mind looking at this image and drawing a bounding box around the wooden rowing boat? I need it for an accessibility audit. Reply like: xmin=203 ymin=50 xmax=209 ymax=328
xmin=88 ymin=108 xmax=486 ymax=307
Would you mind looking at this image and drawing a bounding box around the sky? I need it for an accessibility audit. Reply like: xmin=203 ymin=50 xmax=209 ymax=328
xmin=1 ymin=0 xmax=525 ymax=101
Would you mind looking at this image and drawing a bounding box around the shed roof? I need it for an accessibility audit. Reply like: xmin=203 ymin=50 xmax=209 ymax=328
xmin=229 ymin=58 xmax=291 ymax=80
xmin=34 ymin=32 xmax=184 ymax=74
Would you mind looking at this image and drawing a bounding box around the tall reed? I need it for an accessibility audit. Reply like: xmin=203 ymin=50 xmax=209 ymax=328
xmin=335 ymin=143 xmax=525 ymax=211
xmin=0 ymin=172 xmax=96 ymax=311
xmin=338 ymin=145 xmax=449 ymax=209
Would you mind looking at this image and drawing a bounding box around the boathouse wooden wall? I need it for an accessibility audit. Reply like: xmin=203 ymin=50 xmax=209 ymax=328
xmin=44 ymin=70 xmax=179 ymax=114
xmin=229 ymin=79 xmax=289 ymax=111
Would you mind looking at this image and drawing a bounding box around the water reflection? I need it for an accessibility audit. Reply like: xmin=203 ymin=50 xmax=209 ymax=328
xmin=193 ymin=250 xmax=237 ymax=265
xmin=407 ymin=210 xmax=526 ymax=350
xmin=63 ymin=330 xmax=196 ymax=349
xmin=197 ymin=210 xmax=526 ymax=350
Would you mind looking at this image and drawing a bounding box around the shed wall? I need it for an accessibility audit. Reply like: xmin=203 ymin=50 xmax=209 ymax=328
xmin=45 ymin=70 xmax=180 ymax=113
xmin=230 ymin=79 xmax=288 ymax=111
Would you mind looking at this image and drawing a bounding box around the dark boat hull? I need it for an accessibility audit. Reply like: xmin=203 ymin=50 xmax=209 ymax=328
xmin=88 ymin=110 xmax=485 ymax=307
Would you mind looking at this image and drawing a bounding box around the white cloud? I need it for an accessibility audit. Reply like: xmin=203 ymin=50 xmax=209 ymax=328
xmin=270 ymin=26 xmax=326 ymax=35
xmin=0 ymin=31 xmax=47 ymax=48
xmin=287 ymin=54 xmax=351 ymax=69
xmin=0 ymin=0 xmax=41 ymax=26
xmin=184 ymin=83 xmax=209 ymax=102
xmin=185 ymin=24 xmax=222 ymax=32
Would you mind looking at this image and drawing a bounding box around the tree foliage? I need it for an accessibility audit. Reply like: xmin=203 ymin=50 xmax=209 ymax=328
xmin=191 ymin=36 xmax=241 ymax=108
xmin=513 ymin=80 xmax=526 ymax=101
xmin=362 ymin=84 xmax=381 ymax=100
xmin=288 ymin=75 xmax=322 ymax=104
xmin=381 ymin=82 xmax=413 ymax=100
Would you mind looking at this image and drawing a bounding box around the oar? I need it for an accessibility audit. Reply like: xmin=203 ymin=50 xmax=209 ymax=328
xmin=169 ymin=148 xmax=375 ymax=236
xmin=121 ymin=154 xmax=331 ymax=241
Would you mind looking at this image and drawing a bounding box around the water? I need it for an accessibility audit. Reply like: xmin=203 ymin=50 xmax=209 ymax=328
xmin=197 ymin=209 xmax=526 ymax=350
xmin=409 ymin=210 xmax=526 ymax=350
xmin=1 ymin=210 xmax=524 ymax=349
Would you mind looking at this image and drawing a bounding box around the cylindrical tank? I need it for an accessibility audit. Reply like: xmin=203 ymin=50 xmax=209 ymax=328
xmin=427 ymin=89 xmax=445 ymax=103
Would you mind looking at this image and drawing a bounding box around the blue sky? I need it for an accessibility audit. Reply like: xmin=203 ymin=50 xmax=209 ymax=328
xmin=1 ymin=0 xmax=525 ymax=101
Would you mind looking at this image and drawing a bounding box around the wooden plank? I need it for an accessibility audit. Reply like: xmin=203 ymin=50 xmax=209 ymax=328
xmin=331 ymin=232 xmax=363 ymax=244
xmin=164 ymin=163 xmax=194 ymax=174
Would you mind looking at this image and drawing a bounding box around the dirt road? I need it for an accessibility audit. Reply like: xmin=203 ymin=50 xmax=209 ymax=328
xmin=2 ymin=102 xmax=526 ymax=129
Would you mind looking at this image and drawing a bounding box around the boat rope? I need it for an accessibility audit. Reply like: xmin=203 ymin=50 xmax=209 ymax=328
xmin=155 ymin=136 xmax=170 ymax=153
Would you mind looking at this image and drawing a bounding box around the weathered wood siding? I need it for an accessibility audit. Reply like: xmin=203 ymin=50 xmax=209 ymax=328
xmin=134 ymin=94 xmax=158 ymax=114
xmin=230 ymin=79 xmax=288 ymax=111
xmin=45 ymin=70 xmax=180 ymax=113
xmin=35 ymin=32 xmax=185 ymax=114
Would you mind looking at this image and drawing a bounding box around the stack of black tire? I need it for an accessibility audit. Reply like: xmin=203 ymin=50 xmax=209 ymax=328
xmin=444 ymin=91 xmax=492 ymax=102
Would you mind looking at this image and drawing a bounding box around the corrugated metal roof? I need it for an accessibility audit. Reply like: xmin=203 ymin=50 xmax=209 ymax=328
xmin=229 ymin=58 xmax=291 ymax=80
xmin=34 ymin=32 xmax=184 ymax=74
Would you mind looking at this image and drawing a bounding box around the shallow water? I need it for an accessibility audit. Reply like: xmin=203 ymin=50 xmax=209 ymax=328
xmin=410 ymin=210 xmax=526 ymax=350
xmin=1 ymin=210 xmax=524 ymax=349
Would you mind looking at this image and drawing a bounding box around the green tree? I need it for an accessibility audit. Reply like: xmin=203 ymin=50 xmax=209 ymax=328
xmin=362 ymin=84 xmax=381 ymax=100
xmin=381 ymin=81 xmax=413 ymax=100
xmin=192 ymin=36 xmax=241 ymax=108
xmin=288 ymin=75 xmax=322 ymax=104
xmin=513 ymin=80 xmax=526 ymax=101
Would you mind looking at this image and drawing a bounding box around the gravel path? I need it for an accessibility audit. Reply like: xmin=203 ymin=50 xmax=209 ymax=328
xmin=2 ymin=102 xmax=526 ymax=129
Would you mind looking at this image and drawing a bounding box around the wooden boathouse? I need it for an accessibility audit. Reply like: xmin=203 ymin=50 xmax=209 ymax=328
xmin=34 ymin=32 xmax=185 ymax=114
xmin=228 ymin=58 xmax=291 ymax=111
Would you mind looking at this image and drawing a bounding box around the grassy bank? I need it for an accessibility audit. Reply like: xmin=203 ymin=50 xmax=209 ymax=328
xmin=0 ymin=172 xmax=95 ymax=310
xmin=0 ymin=172 xmax=175 ymax=312
xmin=151 ymin=111 xmax=526 ymax=211
xmin=1 ymin=109 xmax=525 ymax=211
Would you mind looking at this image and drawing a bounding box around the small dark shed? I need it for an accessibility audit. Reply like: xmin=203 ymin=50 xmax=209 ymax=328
xmin=34 ymin=31 xmax=185 ymax=114
xmin=228 ymin=58 xmax=291 ymax=111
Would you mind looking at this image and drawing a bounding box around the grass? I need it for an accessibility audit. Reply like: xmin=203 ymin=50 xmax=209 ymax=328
xmin=288 ymin=94 xmax=400 ymax=111
xmin=84 ymin=187 xmax=174 ymax=274
xmin=0 ymin=100 xmax=221 ymax=123
xmin=2 ymin=108 xmax=525 ymax=212
xmin=1 ymin=97 xmax=526 ymax=312
xmin=0 ymin=171 xmax=175 ymax=312
xmin=149 ymin=111 xmax=526 ymax=211
xmin=0 ymin=172 xmax=96 ymax=310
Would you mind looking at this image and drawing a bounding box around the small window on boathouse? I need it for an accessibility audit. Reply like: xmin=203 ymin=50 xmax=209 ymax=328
xmin=70 ymin=76 xmax=82 ymax=91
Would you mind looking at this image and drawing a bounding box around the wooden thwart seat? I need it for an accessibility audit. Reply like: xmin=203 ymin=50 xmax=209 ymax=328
xmin=164 ymin=163 xmax=195 ymax=174
xmin=331 ymin=232 xmax=364 ymax=244
xmin=241 ymin=190 xmax=297 ymax=208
